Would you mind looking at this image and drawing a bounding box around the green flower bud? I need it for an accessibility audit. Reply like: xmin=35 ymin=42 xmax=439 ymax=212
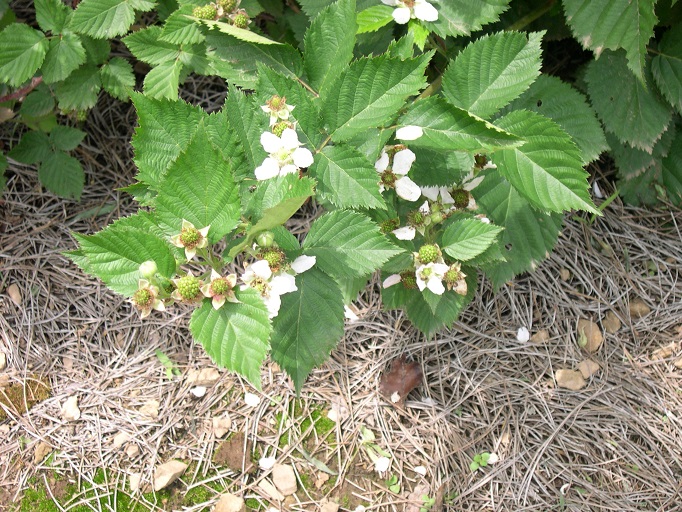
xmin=256 ymin=231 xmax=275 ymax=248
xmin=216 ymin=0 xmax=237 ymax=11
xmin=232 ymin=12 xmax=249 ymax=28
xmin=418 ymin=244 xmax=440 ymax=264
xmin=193 ymin=4 xmax=217 ymax=19
xmin=139 ymin=260 xmax=158 ymax=279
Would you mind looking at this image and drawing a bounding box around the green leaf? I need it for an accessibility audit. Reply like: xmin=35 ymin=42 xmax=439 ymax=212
xmin=303 ymin=0 xmax=356 ymax=94
xmin=124 ymin=26 xmax=179 ymax=65
xmin=271 ymin=268 xmax=345 ymax=392
xmin=143 ymin=60 xmax=182 ymax=100
xmin=55 ymin=65 xmax=102 ymax=110
xmin=160 ymin=7 xmax=205 ymax=45
xmin=302 ymin=210 xmax=403 ymax=280
xmin=255 ymin=65 xmax=324 ymax=148
xmin=35 ymin=0 xmax=70 ymax=33
xmin=562 ymin=0 xmax=657 ymax=81
xmin=69 ymin=0 xmax=137 ymax=39
xmin=154 ymin=124 xmax=240 ymax=243
xmin=21 ymin=88 xmax=55 ymax=118
xmin=322 ymin=53 xmax=431 ymax=142
xmin=204 ymin=109 xmax=250 ymax=181
xmin=492 ymin=110 xmax=597 ymax=214
xmin=38 ymin=151 xmax=84 ymax=199
xmin=70 ymin=216 xmax=178 ymax=296
xmin=397 ymin=97 xmax=522 ymax=152
xmin=441 ymin=219 xmax=504 ymax=261
xmin=224 ymin=84 xmax=268 ymax=170
xmin=199 ymin=17 xmax=282 ymax=45
xmin=0 ymin=24 xmax=48 ymax=87
xmin=427 ymin=0 xmax=511 ymax=38
xmin=662 ymin=131 xmax=682 ymax=205
xmin=100 ymin=57 xmax=135 ymax=100
xmin=472 ymin=169 xmax=563 ymax=288
xmin=310 ymin=144 xmax=386 ymax=210
xmin=131 ymin=93 xmax=206 ymax=186
xmin=82 ymin=35 xmax=110 ymax=65
xmin=8 ymin=131 xmax=51 ymax=164
xmin=410 ymin=148 xmax=473 ymax=187
xmin=49 ymin=125 xmax=86 ymax=151
xmin=651 ymin=24 xmax=682 ymax=114
xmin=190 ymin=289 xmax=271 ymax=389
xmin=244 ymin=174 xmax=316 ymax=223
xmin=442 ymin=31 xmax=543 ymax=119
xmin=503 ymin=74 xmax=608 ymax=165
xmin=586 ymin=50 xmax=671 ymax=152
xmin=41 ymin=33 xmax=87 ymax=84
xmin=356 ymin=4 xmax=393 ymax=34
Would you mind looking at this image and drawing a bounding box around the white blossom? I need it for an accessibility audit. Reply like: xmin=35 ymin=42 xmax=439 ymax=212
xmin=416 ymin=262 xmax=449 ymax=295
xmin=392 ymin=226 xmax=416 ymax=240
xmin=375 ymin=148 xmax=421 ymax=201
xmin=261 ymin=98 xmax=295 ymax=126
xmin=290 ymin=255 xmax=316 ymax=274
xmin=396 ymin=125 xmax=424 ymax=140
xmin=421 ymin=185 xmax=454 ymax=205
xmin=255 ymin=128 xmax=314 ymax=180
xmin=381 ymin=0 xmax=438 ymax=24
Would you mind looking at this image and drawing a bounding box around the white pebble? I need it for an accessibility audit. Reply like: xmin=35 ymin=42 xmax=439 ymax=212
xmin=244 ymin=392 xmax=261 ymax=407
xmin=516 ymin=327 xmax=530 ymax=343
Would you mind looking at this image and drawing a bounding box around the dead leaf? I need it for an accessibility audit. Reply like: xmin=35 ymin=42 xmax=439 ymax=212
xmin=60 ymin=396 xmax=80 ymax=421
xmin=34 ymin=441 xmax=52 ymax=465
xmin=139 ymin=399 xmax=159 ymax=419
xmin=530 ymin=330 xmax=549 ymax=343
xmin=578 ymin=319 xmax=603 ymax=353
xmin=153 ymin=460 xmax=187 ymax=491
xmin=112 ymin=431 xmax=130 ymax=449
xmin=560 ymin=268 xmax=571 ymax=281
xmin=212 ymin=415 xmax=232 ymax=438
xmin=257 ymin=479 xmax=284 ymax=501
xmin=555 ymin=369 xmax=586 ymax=391
xmin=651 ymin=342 xmax=678 ymax=360
xmin=602 ymin=311 xmax=621 ymax=334
xmin=7 ymin=284 xmax=21 ymax=306
xmin=214 ymin=431 xmax=255 ymax=472
xmin=379 ymin=356 xmax=422 ymax=408
xmin=629 ymin=299 xmax=651 ymax=319
xmin=186 ymin=368 xmax=220 ymax=386
xmin=125 ymin=443 xmax=140 ymax=458
xmin=314 ymin=472 xmax=330 ymax=489
xmin=578 ymin=359 xmax=601 ymax=379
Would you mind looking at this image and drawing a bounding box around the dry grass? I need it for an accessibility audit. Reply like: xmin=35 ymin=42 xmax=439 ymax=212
xmin=2 ymin=76 xmax=682 ymax=512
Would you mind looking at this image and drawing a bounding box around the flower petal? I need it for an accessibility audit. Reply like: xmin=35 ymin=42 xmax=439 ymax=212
xmin=255 ymin=158 xmax=281 ymax=180
xmin=382 ymin=274 xmax=402 ymax=288
xmin=392 ymin=6 xmax=411 ymax=24
xmin=280 ymin=164 xmax=299 ymax=175
xmin=260 ymin=131 xmax=282 ymax=153
xmin=517 ymin=327 xmax=530 ymax=342
xmin=414 ymin=0 xmax=438 ymax=22
xmin=396 ymin=125 xmax=423 ymax=140
xmin=212 ymin=296 xmax=225 ymax=309
xmin=393 ymin=149 xmax=416 ymax=175
xmin=292 ymin=147 xmax=314 ymax=168
xmin=420 ymin=186 xmax=439 ymax=201
xmin=291 ymin=255 xmax=316 ymax=274
xmin=381 ymin=0 xmax=398 ymax=5
xmin=426 ymin=277 xmax=445 ymax=295
xmin=280 ymin=128 xmax=301 ymax=150
xmin=264 ymin=293 xmax=282 ymax=318
xmin=375 ymin=151 xmax=389 ymax=173
xmin=251 ymin=259 xmax=272 ymax=280
xmin=395 ymin=176 xmax=421 ymax=201
xmin=392 ymin=226 xmax=416 ymax=240
xmin=271 ymin=273 xmax=297 ymax=295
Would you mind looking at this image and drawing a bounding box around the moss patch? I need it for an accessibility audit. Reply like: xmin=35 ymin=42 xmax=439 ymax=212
xmin=0 ymin=376 xmax=50 ymax=420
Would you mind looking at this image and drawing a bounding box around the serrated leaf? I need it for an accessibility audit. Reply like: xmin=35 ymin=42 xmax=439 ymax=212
xmin=662 ymin=131 xmax=682 ymax=205
xmin=357 ymin=4 xmax=393 ymax=34
xmin=651 ymin=24 xmax=682 ymax=114
xmin=0 ymin=24 xmax=48 ymax=87
xmin=410 ymin=148 xmax=473 ymax=187
xmin=132 ymin=93 xmax=207 ymax=186
xmin=8 ymin=131 xmax=51 ymax=164
xmin=69 ymin=0 xmax=136 ymax=39
xmin=124 ymin=26 xmax=180 ymax=65
xmin=35 ymin=0 xmax=70 ymax=33
xmin=397 ymin=97 xmax=522 ymax=152
xmin=154 ymin=124 xmax=240 ymax=243
xmin=38 ymin=151 xmax=84 ymax=199
xmin=271 ymin=267 xmax=345 ymax=392
xmin=160 ymin=7 xmax=205 ymax=45
xmin=427 ymin=0 xmax=511 ymax=38
xmin=200 ymin=17 xmax=281 ymax=45
xmin=244 ymin=174 xmax=316 ymax=223
xmin=586 ymin=50 xmax=671 ymax=152
xmin=190 ymin=290 xmax=271 ymax=389
xmin=49 ymin=125 xmax=86 ymax=151
xmin=41 ymin=33 xmax=87 ymax=84
xmin=562 ymin=0 xmax=657 ymax=81
xmin=441 ymin=218 xmax=503 ymax=261
xmin=310 ymin=144 xmax=386 ymax=210
xmin=303 ymin=0 xmax=356 ymax=94
xmin=302 ymin=210 xmax=403 ymax=280
xmin=472 ymin=169 xmax=563 ymax=288
xmin=204 ymin=109 xmax=250 ymax=181
xmin=224 ymin=84 xmax=268 ymax=170
xmin=21 ymin=89 xmax=55 ymax=118
xmin=492 ymin=110 xmax=597 ymax=214
xmin=71 ymin=221 xmax=178 ymax=296
xmin=143 ymin=60 xmax=182 ymax=100
xmin=503 ymin=75 xmax=608 ymax=164
xmin=100 ymin=57 xmax=135 ymax=100
xmin=55 ymin=65 xmax=102 ymax=110
xmin=442 ymin=31 xmax=543 ymax=119
xmin=255 ymin=65 xmax=323 ymax=148
xmin=322 ymin=53 xmax=431 ymax=142
xmin=82 ymin=35 xmax=110 ymax=65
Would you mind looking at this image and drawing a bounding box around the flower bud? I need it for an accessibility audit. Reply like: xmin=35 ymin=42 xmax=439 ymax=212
xmin=139 ymin=260 xmax=158 ymax=279
xmin=256 ymin=231 xmax=275 ymax=248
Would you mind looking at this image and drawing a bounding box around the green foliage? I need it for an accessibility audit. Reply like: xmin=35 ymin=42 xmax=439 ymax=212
xmin=441 ymin=219 xmax=503 ymax=261
xmin=0 ymin=24 xmax=48 ymax=87
xmin=70 ymin=0 xmax=148 ymax=39
xmin=651 ymin=23 xmax=682 ymax=114
xmin=428 ymin=0 xmax=511 ymax=38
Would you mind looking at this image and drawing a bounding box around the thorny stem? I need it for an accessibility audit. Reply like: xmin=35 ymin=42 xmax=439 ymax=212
xmin=0 ymin=77 xmax=43 ymax=103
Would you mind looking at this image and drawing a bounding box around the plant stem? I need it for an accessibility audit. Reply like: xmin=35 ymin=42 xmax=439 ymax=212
xmin=506 ymin=0 xmax=556 ymax=32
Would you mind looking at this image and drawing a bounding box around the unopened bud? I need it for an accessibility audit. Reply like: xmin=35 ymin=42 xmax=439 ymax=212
xmin=139 ymin=260 xmax=158 ymax=279
xmin=256 ymin=231 xmax=275 ymax=248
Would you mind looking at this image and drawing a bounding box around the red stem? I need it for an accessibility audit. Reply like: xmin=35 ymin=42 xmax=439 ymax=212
xmin=0 ymin=76 xmax=43 ymax=103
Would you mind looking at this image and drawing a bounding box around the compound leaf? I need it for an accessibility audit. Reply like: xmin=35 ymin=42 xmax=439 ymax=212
xmin=160 ymin=7 xmax=205 ymax=45
xmin=143 ymin=60 xmax=182 ymax=100
xmin=124 ymin=26 xmax=179 ymax=65
xmin=427 ymin=0 xmax=511 ymax=38
xmin=35 ymin=0 xmax=70 ymax=34
xmin=356 ymin=4 xmax=393 ymax=34
xmin=8 ymin=131 xmax=51 ymax=164
xmin=49 ymin=125 xmax=86 ymax=151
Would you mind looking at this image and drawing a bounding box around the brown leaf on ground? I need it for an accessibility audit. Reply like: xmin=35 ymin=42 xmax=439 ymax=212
xmin=578 ymin=319 xmax=603 ymax=353
xmin=602 ymin=311 xmax=621 ymax=333
xmin=214 ymin=431 xmax=255 ymax=473
xmin=629 ymin=299 xmax=651 ymax=319
xmin=578 ymin=359 xmax=601 ymax=379
xmin=379 ymin=356 xmax=422 ymax=408
xmin=7 ymin=284 xmax=21 ymax=306
xmin=651 ymin=342 xmax=678 ymax=360
xmin=555 ymin=369 xmax=587 ymax=391
xmin=530 ymin=329 xmax=550 ymax=343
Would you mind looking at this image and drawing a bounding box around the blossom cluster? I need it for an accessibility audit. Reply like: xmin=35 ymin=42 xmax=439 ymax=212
xmin=381 ymin=0 xmax=438 ymax=25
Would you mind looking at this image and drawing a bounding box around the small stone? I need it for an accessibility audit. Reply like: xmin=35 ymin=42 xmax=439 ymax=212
xmin=629 ymin=299 xmax=651 ymax=319
xmin=559 ymin=268 xmax=571 ymax=281
xmin=516 ymin=326 xmax=530 ymax=342
xmin=7 ymin=284 xmax=22 ymax=306
xmin=0 ymin=424 xmax=10 ymax=434
xmin=578 ymin=359 xmax=601 ymax=379
xmin=212 ymin=415 xmax=232 ymax=438
xmin=413 ymin=466 xmax=427 ymax=476
xmin=530 ymin=330 xmax=549 ymax=343
xmin=113 ymin=431 xmax=131 ymax=449
xmin=602 ymin=311 xmax=621 ymax=334
xmin=320 ymin=500 xmax=339 ymax=512
xmin=125 ymin=443 xmax=140 ymax=458
xmin=272 ymin=463 xmax=297 ymax=496
xmin=555 ymin=369 xmax=587 ymax=391
xmin=258 ymin=480 xmax=284 ymax=501
xmin=0 ymin=352 xmax=6 ymax=371
xmin=577 ymin=319 xmax=603 ymax=353
xmin=128 ymin=472 xmax=141 ymax=492
xmin=139 ymin=399 xmax=159 ymax=419
xmin=214 ymin=492 xmax=245 ymax=512
xmin=260 ymin=456 xmax=276 ymax=470
xmin=314 ymin=472 xmax=330 ymax=489
xmin=190 ymin=386 xmax=207 ymax=398
xmin=244 ymin=392 xmax=260 ymax=408
xmin=34 ymin=441 xmax=52 ymax=464
xmin=674 ymin=358 xmax=682 ymax=369
xmin=186 ymin=368 xmax=221 ymax=386
xmin=154 ymin=460 xmax=188 ymax=491
xmin=61 ymin=396 xmax=80 ymax=421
